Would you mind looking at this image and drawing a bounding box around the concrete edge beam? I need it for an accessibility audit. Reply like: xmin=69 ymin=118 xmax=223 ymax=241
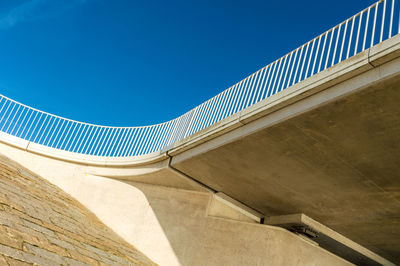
xmin=0 ymin=36 xmax=399 ymax=168
xmin=171 ymin=46 xmax=400 ymax=165
xmin=168 ymin=35 xmax=400 ymax=158
xmin=0 ymin=131 xmax=169 ymax=167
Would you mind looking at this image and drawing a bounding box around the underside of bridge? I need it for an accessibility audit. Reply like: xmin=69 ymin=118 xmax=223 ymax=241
xmin=172 ymin=68 xmax=400 ymax=263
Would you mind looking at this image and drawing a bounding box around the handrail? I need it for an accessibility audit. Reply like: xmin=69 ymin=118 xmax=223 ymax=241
xmin=0 ymin=0 xmax=399 ymax=157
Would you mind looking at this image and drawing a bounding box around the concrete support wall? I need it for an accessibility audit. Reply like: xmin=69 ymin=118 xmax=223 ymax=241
xmin=0 ymin=142 xmax=350 ymax=265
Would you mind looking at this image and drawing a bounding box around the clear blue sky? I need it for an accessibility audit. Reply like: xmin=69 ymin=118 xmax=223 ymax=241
xmin=0 ymin=0 xmax=377 ymax=126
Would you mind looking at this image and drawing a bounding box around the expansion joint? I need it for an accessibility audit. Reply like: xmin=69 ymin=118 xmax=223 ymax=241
xmin=166 ymin=152 xmax=265 ymax=224
xmin=367 ymin=48 xmax=376 ymax=68
xmin=166 ymin=152 xmax=216 ymax=193
xmin=25 ymin=141 xmax=31 ymax=151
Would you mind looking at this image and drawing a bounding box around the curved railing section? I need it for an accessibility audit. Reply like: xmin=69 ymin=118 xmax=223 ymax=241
xmin=0 ymin=0 xmax=399 ymax=157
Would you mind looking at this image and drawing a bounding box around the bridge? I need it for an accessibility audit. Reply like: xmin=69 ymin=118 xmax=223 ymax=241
xmin=0 ymin=0 xmax=399 ymax=265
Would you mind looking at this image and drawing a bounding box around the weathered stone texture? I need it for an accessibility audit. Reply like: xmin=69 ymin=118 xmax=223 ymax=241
xmin=0 ymin=155 xmax=156 ymax=265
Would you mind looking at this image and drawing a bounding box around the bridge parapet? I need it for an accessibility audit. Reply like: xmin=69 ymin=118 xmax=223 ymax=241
xmin=0 ymin=0 xmax=398 ymax=160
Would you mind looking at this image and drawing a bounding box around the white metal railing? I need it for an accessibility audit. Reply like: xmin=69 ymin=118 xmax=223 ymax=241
xmin=0 ymin=0 xmax=399 ymax=157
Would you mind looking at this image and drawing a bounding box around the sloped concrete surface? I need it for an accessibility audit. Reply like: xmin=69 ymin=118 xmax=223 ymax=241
xmin=0 ymin=155 xmax=155 ymax=265
xmin=0 ymin=143 xmax=353 ymax=265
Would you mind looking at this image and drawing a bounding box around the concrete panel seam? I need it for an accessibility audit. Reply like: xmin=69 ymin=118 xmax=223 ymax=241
xmin=166 ymin=154 xmax=216 ymax=193
xmin=168 ymin=154 xmax=268 ymax=222
xmin=25 ymin=141 xmax=30 ymax=151
xmin=367 ymin=48 xmax=375 ymax=68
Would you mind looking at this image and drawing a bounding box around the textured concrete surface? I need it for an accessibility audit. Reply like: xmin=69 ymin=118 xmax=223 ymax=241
xmin=0 ymin=155 xmax=155 ymax=265
xmin=172 ymin=69 xmax=400 ymax=263
xmin=0 ymin=143 xmax=352 ymax=265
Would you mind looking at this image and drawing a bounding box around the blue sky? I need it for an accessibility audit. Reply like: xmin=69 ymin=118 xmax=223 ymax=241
xmin=0 ymin=0 xmax=377 ymax=126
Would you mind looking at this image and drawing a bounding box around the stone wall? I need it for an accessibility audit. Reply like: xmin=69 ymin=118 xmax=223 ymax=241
xmin=0 ymin=155 xmax=155 ymax=265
